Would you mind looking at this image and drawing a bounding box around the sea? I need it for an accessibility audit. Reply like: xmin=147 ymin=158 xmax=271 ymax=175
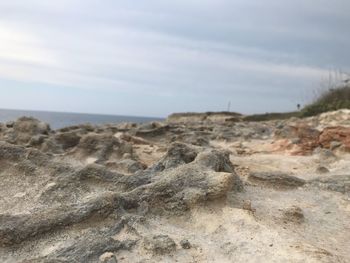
xmin=0 ymin=109 xmax=163 ymax=130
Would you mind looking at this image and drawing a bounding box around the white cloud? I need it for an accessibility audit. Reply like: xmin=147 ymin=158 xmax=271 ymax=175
xmin=0 ymin=0 xmax=348 ymax=115
xmin=0 ymin=24 xmax=58 ymax=66
xmin=0 ymin=20 xmax=330 ymax=93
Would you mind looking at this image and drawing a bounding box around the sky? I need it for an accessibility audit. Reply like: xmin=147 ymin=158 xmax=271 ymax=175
xmin=0 ymin=1 xmax=349 ymax=117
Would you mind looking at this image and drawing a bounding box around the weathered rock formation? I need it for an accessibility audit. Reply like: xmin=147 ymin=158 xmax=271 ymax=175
xmin=0 ymin=112 xmax=349 ymax=262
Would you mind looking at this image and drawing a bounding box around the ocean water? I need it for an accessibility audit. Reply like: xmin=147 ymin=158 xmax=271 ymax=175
xmin=0 ymin=109 xmax=163 ymax=130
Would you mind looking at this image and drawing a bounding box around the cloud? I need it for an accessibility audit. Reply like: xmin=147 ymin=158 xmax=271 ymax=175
xmin=0 ymin=24 xmax=58 ymax=66
xmin=0 ymin=0 xmax=348 ymax=115
xmin=0 ymin=21 xmax=330 ymax=89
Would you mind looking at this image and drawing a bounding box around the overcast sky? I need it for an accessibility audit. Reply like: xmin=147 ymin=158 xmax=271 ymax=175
xmin=0 ymin=1 xmax=349 ymax=117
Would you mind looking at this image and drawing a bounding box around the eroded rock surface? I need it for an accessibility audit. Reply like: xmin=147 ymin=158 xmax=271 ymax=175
xmin=248 ymin=172 xmax=306 ymax=189
xmin=319 ymin=126 xmax=350 ymax=152
xmin=0 ymin=112 xmax=349 ymax=262
xmin=142 ymin=235 xmax=176 ymax=255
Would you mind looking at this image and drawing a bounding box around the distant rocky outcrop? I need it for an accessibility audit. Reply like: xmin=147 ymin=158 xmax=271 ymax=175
xmin=167 ymin=112 xmax=242 ymax=123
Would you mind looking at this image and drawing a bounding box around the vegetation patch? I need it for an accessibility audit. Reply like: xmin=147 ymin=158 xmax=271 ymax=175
xmin=300 ymin=85 xmax=350 ymax=117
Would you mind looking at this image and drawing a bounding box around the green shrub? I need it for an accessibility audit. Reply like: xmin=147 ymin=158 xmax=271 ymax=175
xmin=300 ymin=85 xmax=350 ymax=117
xmin=243 ymin=112 xmax=300 ymax=122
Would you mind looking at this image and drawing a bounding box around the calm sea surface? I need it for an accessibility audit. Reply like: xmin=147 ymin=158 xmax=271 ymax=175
xmin=0 ymin=109 xmax=163 ymax=130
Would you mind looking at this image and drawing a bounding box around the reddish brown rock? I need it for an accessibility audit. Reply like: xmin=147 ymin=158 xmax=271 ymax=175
xmin=273 ymin=125 xmax=320 ymax=155
xmin=319 ymin=126 xmax=350 ymax=152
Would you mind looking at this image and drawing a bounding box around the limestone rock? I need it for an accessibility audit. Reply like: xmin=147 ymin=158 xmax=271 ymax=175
xmin=143 ymin=235 xmax=176 ymax=255
xmin=319 ymin=126 xmax=350 ymax=152
xmin=309 ymin=174 xmax=350 ymax=194
xmin=54 ymin=131 xmax=81 ymax=149
xmin=73 ymin=133 xmax=133 ymax=162
xmin=248 ymin=172 xmax=305 ymax=189
xmin=282 ymin=206 xmax=305 ymax=224
xmin=316 ymin=166 xmax=330 ymax=174
xmin=123 ymin=147 xmax=242 ymax=213
xmin=180 ymin=239 xmax=191 ymax=249
xmin=274 ymin=125 xmax=320 ymax=155
xmin=150 ymin=142 xmax=198 ymax=171
xmin=99 ymin=252 xmax=118 ymax=263
xmin=5 ymin=117 xmax=50 ymax=145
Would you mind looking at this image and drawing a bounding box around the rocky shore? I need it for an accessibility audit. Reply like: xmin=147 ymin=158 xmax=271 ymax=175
xmin=0 ymin=111 xmax=349 ymax=262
